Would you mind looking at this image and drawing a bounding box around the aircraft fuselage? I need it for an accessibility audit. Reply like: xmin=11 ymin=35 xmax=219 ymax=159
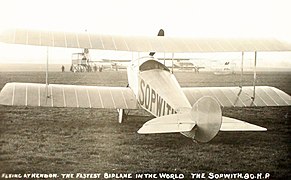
xmin=128 ymin=57 xmax=191 ymax=117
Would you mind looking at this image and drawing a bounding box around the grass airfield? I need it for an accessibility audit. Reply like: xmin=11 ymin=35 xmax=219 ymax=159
xmin=0 ymin=71 xmax=290 ymax=179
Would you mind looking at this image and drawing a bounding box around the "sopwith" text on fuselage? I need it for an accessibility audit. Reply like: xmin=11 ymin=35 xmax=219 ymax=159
xmin=138 ymin=78 xmax=176 ymax=117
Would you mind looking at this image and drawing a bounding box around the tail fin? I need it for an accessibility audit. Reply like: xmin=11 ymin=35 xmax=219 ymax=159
xmin=138 ymin=96 xmax=223 ymax=143
xmin=183 ymin=96 xmax=222 ymax=142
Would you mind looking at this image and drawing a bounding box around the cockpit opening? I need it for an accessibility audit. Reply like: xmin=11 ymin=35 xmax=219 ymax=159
xmin=139 ymin=60 xmax=170 ymax=72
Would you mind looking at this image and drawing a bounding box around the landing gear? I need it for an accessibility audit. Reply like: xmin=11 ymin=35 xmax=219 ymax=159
xmin=117 ymin=109 xmax=129 ymax=123
xmin=117 ymin=84 xmax=131 ymax=123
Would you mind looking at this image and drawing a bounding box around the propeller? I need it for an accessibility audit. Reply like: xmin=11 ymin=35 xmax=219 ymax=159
xmin=149 ymin=29 xmax=164 ymax=56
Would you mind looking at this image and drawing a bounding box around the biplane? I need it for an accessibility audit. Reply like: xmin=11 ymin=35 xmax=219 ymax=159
xmin=0 ymin=28 xmax=291 ymax=143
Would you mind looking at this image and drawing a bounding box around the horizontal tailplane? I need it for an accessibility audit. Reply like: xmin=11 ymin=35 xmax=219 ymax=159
xmin=138 ymin=96 xmax=223 ymax=143
xmin=221 ymin=116 xmax=267 ymax=131
xmin=137 ymin=113 xmax=195 ymax=134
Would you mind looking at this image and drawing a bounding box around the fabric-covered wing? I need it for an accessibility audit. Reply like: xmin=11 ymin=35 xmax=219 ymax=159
xmin=0 ymin=83 xmax=138 ymax=109
xmin=1 ymin=29 xmax=291 ymax=52
xmin=183 ymin=86 xmax=291 ymax=107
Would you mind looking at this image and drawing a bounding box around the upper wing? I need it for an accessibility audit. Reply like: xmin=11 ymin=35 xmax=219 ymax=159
xmin=0 ymin=82 xmax=138 ymax=109
xmin=183 ymin=86 xmax=291 ymax=107
xmin=1 ymin=28 xmax=291 ymax=52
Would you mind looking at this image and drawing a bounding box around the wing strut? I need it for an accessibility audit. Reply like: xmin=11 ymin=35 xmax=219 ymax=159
xmin=171 ymin=52 xmax=174 ymax=73
xmin=252 ymin=51 xmax=257 ymax=100
xmin=239 ymin=51 xmax=244 ymax=89
xmin=163 ymin=52 xmax=166 ymax=65
xmin=239 ymin=51 xmax=257 ymax=102
xmin=45 ymin=47 xmax=49 ymax=98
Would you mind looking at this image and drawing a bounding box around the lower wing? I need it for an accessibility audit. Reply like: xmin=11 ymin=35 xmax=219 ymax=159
xmin=183 ymin=86 xmax=291 ymax=107
xmin=0 ymin=82 xmax=138 ymax=109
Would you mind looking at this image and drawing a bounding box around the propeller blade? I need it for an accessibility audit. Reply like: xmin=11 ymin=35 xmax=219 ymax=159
xmin=149 ymin=29 xmax=164 ymax=56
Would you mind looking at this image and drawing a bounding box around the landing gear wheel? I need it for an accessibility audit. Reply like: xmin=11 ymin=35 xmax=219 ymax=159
xmin=117 ymin=109 xmax=129 ymax=123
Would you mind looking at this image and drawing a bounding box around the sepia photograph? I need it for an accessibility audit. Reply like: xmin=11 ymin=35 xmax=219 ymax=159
xmin=0 ymin=0 xmax=290 ymax=179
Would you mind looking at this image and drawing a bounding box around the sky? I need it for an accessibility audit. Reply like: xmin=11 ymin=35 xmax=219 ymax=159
xmin=0 ymin=0 xmax=291 ymax=68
